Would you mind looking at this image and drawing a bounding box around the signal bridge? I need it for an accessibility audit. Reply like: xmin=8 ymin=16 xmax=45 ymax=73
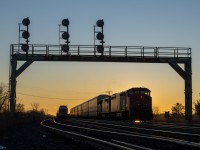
xmin=10 ymin=44 xmax=192 ymax=120
xmin=11 ymin=44 xmax=191 ymax=62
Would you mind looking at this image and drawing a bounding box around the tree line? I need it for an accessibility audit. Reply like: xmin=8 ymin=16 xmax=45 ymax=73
xmin=1 ymin=82 xmax=200 ymax=120
xmin=153 ymin=99 xmax=200 ymax=121
xmin=0 ymin=83 xmax=47 ymax=116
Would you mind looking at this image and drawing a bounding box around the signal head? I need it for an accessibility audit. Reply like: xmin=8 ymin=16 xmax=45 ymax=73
xmin=96 ymin=32 xmax=104 ymax=40
xmin=22 ymin=31 xmax=30 ymax=39
xmin=62 ymin=32 xmax=70 ymax=40
xmin=22 ymin=18 xmax=30 ymax=26
xmin=21 ymin=44 xmax=29 ymax=52
xmin=62 ymin=19 xmax=69 ymax=27
xmin=96 ymin=19 xmax=104 ymax=27
xmin=61 ymin=44 xmax=69 ymax=52
xmin=97 ymin=45 xmax=104 ymax=53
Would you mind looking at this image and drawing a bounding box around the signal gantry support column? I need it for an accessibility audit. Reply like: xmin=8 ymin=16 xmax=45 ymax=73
xmin=169 ymin=58 xmax=192 ymax=121
xmin=185 ymin=59 xmax=192 ymax=121
xmin=9 ymin=59 xmax=34 ymax=116
xmin=10 ymin=59 xmax=17 ymax=116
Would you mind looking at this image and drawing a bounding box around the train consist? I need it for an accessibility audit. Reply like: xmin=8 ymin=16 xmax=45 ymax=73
xmin=56 ymin=105 xmax=68 ymax=119
xmin=70 ymin=87 xmax=153 ymax=121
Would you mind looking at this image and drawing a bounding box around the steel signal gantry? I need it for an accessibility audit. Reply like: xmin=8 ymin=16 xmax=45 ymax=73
xmin=10 ymin=44 xmax=192 ymax=121
xmin=9 ymin=18 xmax=192 ymax=121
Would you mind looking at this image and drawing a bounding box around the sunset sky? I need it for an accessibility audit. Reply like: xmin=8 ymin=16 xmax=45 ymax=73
xmin=0 ymin=0 xmax=200 ymax=115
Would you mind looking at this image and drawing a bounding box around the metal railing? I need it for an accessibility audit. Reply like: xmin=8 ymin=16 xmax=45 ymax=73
xmin=11 ymin=44 xmax=191 ymax=58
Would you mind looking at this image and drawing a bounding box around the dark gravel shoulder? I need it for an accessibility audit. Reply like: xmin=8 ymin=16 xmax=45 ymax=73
xmin=0 ymin=116 xmax=79 ymax=150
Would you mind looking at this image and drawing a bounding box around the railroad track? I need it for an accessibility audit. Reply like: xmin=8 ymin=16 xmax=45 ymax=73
xmin=132 ymin=121 xmax=200 ymax=134
xmin=41 ymin=118 xmax=151 ymax=150
xmin=69 ymin=119 xmax=200 ymax=142
xmin=41 ymin=118 xmax=200 ymax=149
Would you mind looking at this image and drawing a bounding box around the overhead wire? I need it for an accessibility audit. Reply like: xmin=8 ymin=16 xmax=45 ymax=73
xmin=17 ymin=83 xmax=103 ymax=95
xmin=16 ymin=84 xmax=111 ymax=101
xmin=17 ymin=92 xmax=86 ymax=101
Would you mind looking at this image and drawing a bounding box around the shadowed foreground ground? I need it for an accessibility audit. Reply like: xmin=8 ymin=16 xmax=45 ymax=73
xmin=0 ymin=114 xmax=79 ymax=150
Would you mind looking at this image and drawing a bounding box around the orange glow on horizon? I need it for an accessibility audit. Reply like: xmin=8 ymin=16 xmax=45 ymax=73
xmin=15 ymin=63 xmax=188 ymax=116
xmin=17 ymin=83 xmax=185 ymax=116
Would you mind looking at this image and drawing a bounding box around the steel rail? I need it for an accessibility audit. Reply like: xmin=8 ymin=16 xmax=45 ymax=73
xmin=40 ymin=119 xmax=135 ymax=150
xmin=54 ymin=119 xmax=200 ymax=149
xmin=71 ymin=119 xmax=200 ymax=142
xmin=145 ymin=121 xmax=200 ymax=128
xmin=137 ymin=122 xmax=200 ymax=132
xmin=53 ymin=119 xmax=154 ymax=150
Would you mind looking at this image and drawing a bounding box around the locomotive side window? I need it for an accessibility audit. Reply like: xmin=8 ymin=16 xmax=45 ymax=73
xmin=128 ymin=90 xmax=134 ymax=95
xmin=141 ymin=91 xmax=147 ymax=95
xmin=141 ymin=90 xmax=150 ymax=96
xmin=127 ymin=89 xmax=151 ymax=96
xmin=136 ymin=91 xmax=140 ymax=94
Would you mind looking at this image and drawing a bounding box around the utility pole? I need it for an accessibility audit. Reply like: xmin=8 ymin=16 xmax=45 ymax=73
xmin=105 ymin=91 xmax=113 ymax=96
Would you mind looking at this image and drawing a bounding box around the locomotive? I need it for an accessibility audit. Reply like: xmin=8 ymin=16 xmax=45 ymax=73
xmin=70 ymin=87 xmax=153 ymax=121
xmin=56 ymin=105 xmax=68 ymax=119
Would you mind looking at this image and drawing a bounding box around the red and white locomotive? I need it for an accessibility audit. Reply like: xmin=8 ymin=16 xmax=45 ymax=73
xmin=70 ymin=87 xmax=153 ymax=121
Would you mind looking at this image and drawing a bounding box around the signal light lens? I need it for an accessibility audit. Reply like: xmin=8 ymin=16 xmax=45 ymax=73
xmin=21 ymin=44 xmax=29 ymax=52
xmin=22 ymin=31 xmax=30 ymax=39
xmin=96 ymin=19 xmax=104 ymax=27
xmin=96 ymin=32 xmax=104 ymax=40
xmin=62 ymin=19 xmax=69 ymax=27
xmin=97 ymin=45 xmax=104 ymax=53
xmin=62 ymin=32 xmax=70 ymax=40
xmin=61 ymin=44 xmax=69 ymax=52
xmin=22 ymin=18 xmax=30 ymax=26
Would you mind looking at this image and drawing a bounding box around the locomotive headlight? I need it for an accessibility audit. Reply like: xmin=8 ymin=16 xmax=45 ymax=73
xmin=134 ymin=120 xmax=141 ymax=123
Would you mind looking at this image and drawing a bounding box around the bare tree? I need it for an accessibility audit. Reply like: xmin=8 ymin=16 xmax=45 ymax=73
xmin=31 ymin=102 xmax=40 ymax=111
xmin=171 ymin=102 xmax=184 ymax=120
xmin=16 ymin=102 xmax=25 ymax=113
xmin=153 ymin=106 xmax=160 ymax=119
xmin=194 ymin=99 xmax=200 ymax=119
xmin=0 ymin=83 xmax=9 ymax=112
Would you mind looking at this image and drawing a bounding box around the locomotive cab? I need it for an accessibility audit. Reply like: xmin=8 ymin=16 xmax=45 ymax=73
xmin=127 ymin=88 xmax=153 ymax=121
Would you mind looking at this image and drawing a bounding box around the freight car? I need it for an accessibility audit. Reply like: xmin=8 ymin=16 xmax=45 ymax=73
xmin=70 ymin=87 xmax=153 ymax=121
xmin=56 ymin=105 xmax=68 ymax=119
xmin=70 ymin=95 xmax=109 ymax=118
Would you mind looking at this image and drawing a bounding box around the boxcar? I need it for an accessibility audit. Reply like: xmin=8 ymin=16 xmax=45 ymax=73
xmin=77 ymin=105 xmax=82 ymax=117
xmin=70 ymin=95 xmax=109 ymax=118
xmin=101 ymin=96 xmax=111 ymax=118
xmin=82 ymin=101 xmax=89 ymax=117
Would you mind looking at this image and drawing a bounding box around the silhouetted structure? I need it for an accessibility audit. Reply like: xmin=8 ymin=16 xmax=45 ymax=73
xmin=9 ymin=44 xmax=192 ymax=120
xmin=9 ymin=18 xmax=192 ymax=121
